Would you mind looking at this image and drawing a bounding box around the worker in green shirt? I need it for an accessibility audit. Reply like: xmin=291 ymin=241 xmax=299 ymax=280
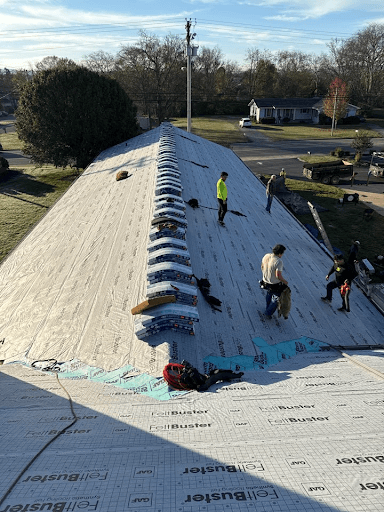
xmin=217 ymin=172 xmax=228 ymax=226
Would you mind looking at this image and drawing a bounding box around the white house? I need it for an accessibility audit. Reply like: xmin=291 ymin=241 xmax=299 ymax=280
xmin=248 ymin=97 xmax=360 ymax=124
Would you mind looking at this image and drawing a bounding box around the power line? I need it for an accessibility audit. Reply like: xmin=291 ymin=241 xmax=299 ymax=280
xmin=0 ymin=17 xmax=352 ymax=40
xmin=197 ymin=18 xmax=353 ymax=38
xmin=0 ymin=19 xmax=185 ymax=37
xmin=0 ymin=17 xmax=358 ymax=62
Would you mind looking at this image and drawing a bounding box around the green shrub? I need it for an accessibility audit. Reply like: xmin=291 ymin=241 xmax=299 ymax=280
xmin=334 ymin=147 xmax=345 ymax=157
xmin=260 ymin=117 xmax=275 ymax=124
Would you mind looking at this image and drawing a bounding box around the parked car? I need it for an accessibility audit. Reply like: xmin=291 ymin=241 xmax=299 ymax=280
xmin=239 ymin=118 xmax=252 ymax=128
xmin=0 ymin=111 xmax=8 ymax=117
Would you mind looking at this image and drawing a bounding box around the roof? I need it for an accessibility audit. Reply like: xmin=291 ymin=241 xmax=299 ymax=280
xmin=1 ymin=122 xmax=382 ymax=376
xmin=1 ymin=123 xmax=384 ymax=511
xmin=248 ymin=97 xmax=324 ymax=109
xmin=248 ymin=97 xmax=360 ymax=112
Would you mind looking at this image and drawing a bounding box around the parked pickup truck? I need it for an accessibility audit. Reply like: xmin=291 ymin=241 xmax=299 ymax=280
xmin=302 ymin=160 xmax=354 ymax=185
xmin=369 ymin=153 xmax=384 ymax=177
xmin=370 ymin=164 xmax=384 ymax=177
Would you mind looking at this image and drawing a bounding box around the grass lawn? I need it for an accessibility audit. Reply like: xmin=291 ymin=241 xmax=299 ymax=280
xmin=0 ymin=130 xmax=20 ymax=151
xmin=171 ymin=117 xmax=247 ymax=146
xmin=249 ymin=124 xmax=382 ymax=141
xmin=0 ymin=165 xmax=80 ymax=263
xmin=171 ymin=115 xmax=382 ymax=144
xmin=367 ymin=108 xmax=384 ymax=129
xmin=284 ymin=178 xmax=384 ymax=279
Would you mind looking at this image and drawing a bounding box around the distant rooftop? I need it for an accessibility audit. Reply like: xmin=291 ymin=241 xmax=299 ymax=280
xmin=248 ymin=97 xmax=324 ymax=109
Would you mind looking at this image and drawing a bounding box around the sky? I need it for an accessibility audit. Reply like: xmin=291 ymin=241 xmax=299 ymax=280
xmin=1 ymin=0 xmax=384 ymax=70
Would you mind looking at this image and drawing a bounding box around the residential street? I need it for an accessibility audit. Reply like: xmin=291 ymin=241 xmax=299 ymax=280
xmin=232 ymin=125 xmax=384 ymax=217
xmin=232 ymin=124 xmax=384 ymax=180
xmin=0 ymin=114 xmax=31 ymax=166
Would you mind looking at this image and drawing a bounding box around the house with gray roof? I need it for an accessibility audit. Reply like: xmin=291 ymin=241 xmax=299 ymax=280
xmin=249 ymin=97 xmax=360 ymax=124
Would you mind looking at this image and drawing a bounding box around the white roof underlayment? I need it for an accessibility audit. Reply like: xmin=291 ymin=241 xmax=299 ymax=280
xmin=1 ymin=123 xmax=384 ymax=511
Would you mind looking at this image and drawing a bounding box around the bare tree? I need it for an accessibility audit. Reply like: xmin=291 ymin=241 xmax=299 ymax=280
xmin=244 ymin=48 xmax=274 ymax=97
xmin=193 ymin=46 xmax=224 ymax=101
xmin=328 ymin=24 xmax=384 ymax=110
xmin=274 ymin=51 xmax=316 ymax=97
xmin=215 ymin=60 xmax=242 ymax=99
xmin=34 ymin=56 xmax=76 ymax=71
xmin=83 ymin=51 xmax=116 ymax=75
xmin=307 ymin=53 xmax=334 ymax=97
xmin=116 ymin=31 xmax=185 ymax=123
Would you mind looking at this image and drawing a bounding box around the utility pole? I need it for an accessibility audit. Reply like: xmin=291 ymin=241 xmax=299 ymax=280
xmin=185 ymin=19 xmax=192 ymax=133
xmin=185 ymin=19 xmax=197 ymax=133
xmin=331 ymin=88 xmax=338 ymax=137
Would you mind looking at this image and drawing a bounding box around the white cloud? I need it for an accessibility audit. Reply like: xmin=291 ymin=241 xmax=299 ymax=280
xmin=0 ymin=1 xmax=192 ymax=68
xmin=264 ymin=15 xmax=307 ymax=21
xmin=239 ymin=0 xmax=383 ymax=18
xmin=1 ymin=1 xmax=191 ymax=30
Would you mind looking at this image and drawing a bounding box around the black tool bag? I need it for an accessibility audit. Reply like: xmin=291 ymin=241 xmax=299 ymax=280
xmin=187 ymin=198 xmax=199 ymax=208
xmin=179 ymin=360 xmax=207 ymax=390
xmin=180 ymin=366 xmax=207 ymax=390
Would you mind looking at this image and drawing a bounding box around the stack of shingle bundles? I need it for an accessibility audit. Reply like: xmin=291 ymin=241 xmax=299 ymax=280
xmin=151 ymin=216 xmax=187 ymax=231
xmin=134 ymin=304 xmax=199 ymax=339
xmin=149 ymin=225 xmax=186 ymax=241
xmin=154 ymin=193 xmax=185 ymax=211
xmin=147 ymin=237 xmax=187 ymax=253
xmin=146 ymin=281 xmax=198 ymax=307
xmin=133 ymin=122 xmax=199 ymax=339
xmin=153 ymin=206 xmax=186 ymax=220
xmin=147 ymin=262 xmax=194 ymax=286
xmin=148 ymin=247 xmax=191 ymax=266
xmin=157 ymin=169 xmax=181 ymax=180
xmin=155 ymin=182 xmax=183 ymax=197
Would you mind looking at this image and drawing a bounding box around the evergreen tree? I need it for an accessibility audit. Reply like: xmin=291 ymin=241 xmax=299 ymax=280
xmin=16 ymin=62 xmax=138 ymax=169
xmin=351 ymin=130 xmax=373 ymax=162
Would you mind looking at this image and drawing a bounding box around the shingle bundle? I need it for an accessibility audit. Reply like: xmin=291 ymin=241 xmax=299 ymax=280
xmin=134 ymin=123 xmax=199 ymax=339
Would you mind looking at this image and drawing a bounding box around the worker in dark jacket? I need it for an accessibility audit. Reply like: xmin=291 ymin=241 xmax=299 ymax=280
xmin=321 ymin=254 xmax=353 ymax=302
xmin=265 ymin=174 xmax=277 ymax=213
xmin=348 ymin=240 xmax=360 ymax=265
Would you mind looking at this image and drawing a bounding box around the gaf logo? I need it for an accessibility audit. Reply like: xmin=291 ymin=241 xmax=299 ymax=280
xmin=128 ymin=493 xmax=153 ymax=507
xmin=133 ymin=467 xmax=155 ymax=477
xmin=364 ymin=399 xmax=384 ymax=406
xmin=301 ymin=483 xmax=331 ymax=496
xmin=286 ymin=458 xmax=311 ymax=468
